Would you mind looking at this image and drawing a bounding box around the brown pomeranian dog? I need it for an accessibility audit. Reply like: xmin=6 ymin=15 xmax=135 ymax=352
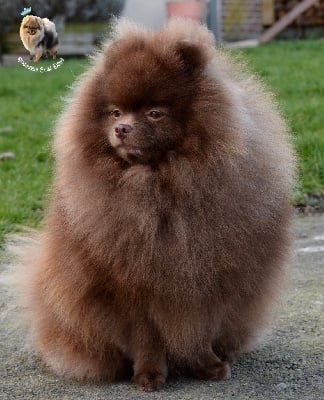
xmin=17 ymin=19 xmax=295 ymax=391
xmin=20 ymin=15 xmax=58 ymax=62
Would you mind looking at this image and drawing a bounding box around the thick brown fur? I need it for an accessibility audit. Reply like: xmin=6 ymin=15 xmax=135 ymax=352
xmin=20 ymin=15 xmax=58 ymax=62
xmin=17 ymin=19 xmax=295 ymax=391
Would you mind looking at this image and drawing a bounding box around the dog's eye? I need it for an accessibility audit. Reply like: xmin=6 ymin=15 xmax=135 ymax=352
xmin=147 ymin=110 xmax=165 ymax=121
xmin=110 ymin=109 xmax=122 ymax=118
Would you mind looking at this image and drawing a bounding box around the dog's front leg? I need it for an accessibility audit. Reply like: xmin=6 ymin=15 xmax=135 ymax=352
xmin=131 ymin=322 xmax=167 ymax=392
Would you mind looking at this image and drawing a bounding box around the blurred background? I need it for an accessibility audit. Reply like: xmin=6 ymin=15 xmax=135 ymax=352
xmin=0 ymin=0 xmax=323 ymax=243
xmin=1 ymin=0 xmax=324 ymax=58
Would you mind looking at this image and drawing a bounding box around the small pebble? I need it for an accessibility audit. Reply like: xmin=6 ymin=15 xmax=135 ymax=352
xmin=277 ymin=382 xmax=288 ymax=389
xmin=0 ymin=152 xmax=15 ymax=160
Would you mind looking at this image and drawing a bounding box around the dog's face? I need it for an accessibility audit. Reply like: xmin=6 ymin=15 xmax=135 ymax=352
xmin=106 ymin=105 xmax=182 ymax=164
xmin=20 ymin=15 xmax=43 ymax=37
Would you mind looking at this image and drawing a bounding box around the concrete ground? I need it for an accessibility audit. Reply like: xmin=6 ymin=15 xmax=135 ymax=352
xmin=0 ymin=215 xmax=323 ymax=399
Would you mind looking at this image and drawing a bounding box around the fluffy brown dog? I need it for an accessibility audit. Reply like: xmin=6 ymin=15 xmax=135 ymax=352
xmin=20 ymin=15 xmax=58 ymax=62
xmin=18 ymin=19 xmax=295 ymax=391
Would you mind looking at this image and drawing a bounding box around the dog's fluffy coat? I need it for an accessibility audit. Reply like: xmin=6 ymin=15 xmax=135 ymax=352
xmin=20 ymin=15 xmax=58 ymax=62
xmin=17 ymin=19 xmax=295 ymax=391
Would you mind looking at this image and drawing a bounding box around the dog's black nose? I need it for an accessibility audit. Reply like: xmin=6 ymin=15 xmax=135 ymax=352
xmin=115 ymin=124 xmax=133 ymax=140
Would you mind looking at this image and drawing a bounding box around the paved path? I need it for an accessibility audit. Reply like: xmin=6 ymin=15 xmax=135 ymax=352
xmin=0 ymin=215 xmax=323 ymax=399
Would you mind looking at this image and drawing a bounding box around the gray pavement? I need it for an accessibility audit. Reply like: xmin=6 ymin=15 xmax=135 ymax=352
xmin=0 ymin=215 xmax=323 ymax=399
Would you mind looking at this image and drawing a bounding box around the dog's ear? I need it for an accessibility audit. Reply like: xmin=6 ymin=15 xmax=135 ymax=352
xmin=36 ymin=16 xmax=43 ymax=28
xmin=175 ymin=41 xmax=207 ymax=76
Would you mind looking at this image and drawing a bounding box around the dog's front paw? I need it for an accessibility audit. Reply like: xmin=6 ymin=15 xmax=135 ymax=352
xmin=133 ymin=371 xmax=166 ymax=392
xmin=196 ymin=361 xmax=231 ymax=381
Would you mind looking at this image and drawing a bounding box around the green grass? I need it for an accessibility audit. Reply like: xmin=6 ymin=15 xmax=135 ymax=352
xmin=0 ymin=58 xmax=89 ymax=243
xmin=0 ymin=40 xmax=324 ymax=243
xmin=240 ymin=39 xmax=324 ymax=198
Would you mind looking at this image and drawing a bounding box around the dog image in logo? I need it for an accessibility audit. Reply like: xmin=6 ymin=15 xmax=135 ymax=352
xmin=20 ymin=15 xmax=59 ymax=62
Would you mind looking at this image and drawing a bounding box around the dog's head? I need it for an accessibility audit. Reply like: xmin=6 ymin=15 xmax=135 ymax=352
xmin=20 ymin=15 xmax=44 ymax=37
xmin=95 ymin=21 xmax=213 ymax=165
